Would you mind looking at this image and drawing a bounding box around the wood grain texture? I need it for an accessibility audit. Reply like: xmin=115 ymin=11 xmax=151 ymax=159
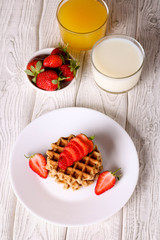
xmin=11 ymin=1 xmax=67 ymax=240
xmin=1 ymin=0 xmax=160 ymax=239
xmin=123 ymin=0 xmax=160 ymax=239
xmin=66 ymin=211 xmax=123 ymax=240
xmin=0 ymin=0 xmax=41 ymax=239
xmin=10 ymin=1 xmax=84 ymax=240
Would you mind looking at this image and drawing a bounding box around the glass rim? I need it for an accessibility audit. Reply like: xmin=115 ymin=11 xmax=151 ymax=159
xmin=91 ymin=34 xmax=145 ymax=80
xmin=56 ymin=0 xmax=109 ymax=35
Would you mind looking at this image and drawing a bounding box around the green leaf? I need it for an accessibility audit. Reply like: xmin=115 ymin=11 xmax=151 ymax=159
xmin=60 ymin=54 xmax=65 ymax=64
xmin=31 ymin=65 xmax=36 ymax=73
xmin=24 ymin=69 xmax=34 ymax=76
xmin=52 ymin=79 xmax=58 ymax=85
xmin=69 ymin=59 xmax=80 ymax=75
xmin=36 ymin=61 xmax=42 ymax=71
xmin=89 ymin=135 xmax=95 ymax=140
xmin=32 ymin=77 xmax=36 ymax=83
xmin=58 ymin=76 xmax=66 ymax=81
xmin=40 ymin=68 xmax=45 ymax=73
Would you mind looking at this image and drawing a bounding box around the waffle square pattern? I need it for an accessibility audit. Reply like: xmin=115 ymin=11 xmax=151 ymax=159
xmin=46 ymin=135 xmax=103 ymax=190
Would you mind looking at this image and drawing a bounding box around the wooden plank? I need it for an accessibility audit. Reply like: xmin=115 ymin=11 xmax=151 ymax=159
xmin=11 ymin=0 xmax=67 ymax=239
xmin=66 ymin=212 xmax=123 ymax=240
xmin=13 ymin=202 xmax=66 ymax=240
xmin=11 ymin=0 xmax=84 ymax=240
xmin=123 ymin=0 xmax=160 ymax=239
xmin=0 ymin=0 xmax=42 ymax=239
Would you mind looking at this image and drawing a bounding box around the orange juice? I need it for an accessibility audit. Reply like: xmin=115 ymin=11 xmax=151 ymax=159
xmin=57 ymin=0 xmax=108 ymax=50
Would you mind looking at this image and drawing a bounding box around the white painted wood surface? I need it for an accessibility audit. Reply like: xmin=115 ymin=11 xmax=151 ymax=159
xmin=0 ymin=0 xmax=160 ymax=239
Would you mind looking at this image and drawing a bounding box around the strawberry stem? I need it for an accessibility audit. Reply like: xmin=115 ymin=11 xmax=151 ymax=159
xmin=89 ymin=135 xmax=95 ymax=140
xmin=111 ymin=168 xmax=122 ymax=180
xmin=24 ymin=154 xmax=34 ymax=159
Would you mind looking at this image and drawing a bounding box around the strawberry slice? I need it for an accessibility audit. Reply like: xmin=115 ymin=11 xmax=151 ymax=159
xmin=76 ymin=136 xmax=89 ymax=155
xmin=95 ymin=169 xmax=121 ymax=195
xmin=72 ymin=137 xmax=87 ymax=155
xmin=67 ymin=142 xmax=81 ymax=161
xmin=65 ymin=144 xmax=78 ymax=162
xmin=70 ymin=139 xmax=85 ymax=157
xmin=61 ymin=149 xmax=74 ymax=166
xmin=58 ymin=134 xmax=95 ymax=170
xmin=70 ymin=140 xmax=84 ymax=160
xmin=58 ymin=155 xmax=68 ymax=170
xmin=26 ymin=153 xmax=48 ymax=178
xmin=77 ymin=134 xmax=94 ymax=153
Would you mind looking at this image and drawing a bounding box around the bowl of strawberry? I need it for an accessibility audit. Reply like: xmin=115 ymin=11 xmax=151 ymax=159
xmin=25 ymin=46 xmax=79 ymax=92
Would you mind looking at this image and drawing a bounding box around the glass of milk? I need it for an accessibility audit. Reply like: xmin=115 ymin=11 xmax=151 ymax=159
xmin=91 ymin=35 xmax=145 ymax=93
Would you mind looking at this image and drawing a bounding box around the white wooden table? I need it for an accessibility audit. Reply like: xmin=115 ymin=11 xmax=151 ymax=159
xmin=1 ymin=0 xmax=160 ymax=239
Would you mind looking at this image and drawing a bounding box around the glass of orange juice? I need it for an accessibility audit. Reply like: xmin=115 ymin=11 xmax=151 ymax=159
xmin=56 ymin=0 xmax=109 ymax=51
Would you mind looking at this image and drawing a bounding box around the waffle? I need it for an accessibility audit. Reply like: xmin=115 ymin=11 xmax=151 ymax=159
xmin=46 ymin=134 xmax=103 ymax=190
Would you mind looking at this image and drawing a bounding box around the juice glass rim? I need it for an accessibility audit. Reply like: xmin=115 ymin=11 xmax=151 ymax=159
xmin=56 ymin=0 xmax=109 ymax=35
xmin=91 ymin=34 xmax=145 ymax=80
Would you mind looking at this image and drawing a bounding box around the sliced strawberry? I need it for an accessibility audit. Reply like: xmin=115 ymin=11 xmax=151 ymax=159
xmin=61 ymin=149 xmax=74 ymax=166
xmin=65 ymin=144 xmax=78 ymax=162
xmin=70 ymin=139 xmax=84 ymax=160
xmin=77 ymin=134 xmax=94 ymax=153
xmin=26 ymin=153 xmax=48 ymax=178
xmin=58 ymin=155 xmax=68 ymax=170
xmin=71 ymin=137 xmax=87 ymax=156
xmin=95 ymin=169 xmax=121 ymax=195
xmin=76 ymin=135 xmax=89 ymax=156
xmin=67 ymin=142 xmax=81 ymax=161
xmin=58 ymin=134 xmax=94 ymax=170
xmin=74 ymin=137 xmax=88 ymax=156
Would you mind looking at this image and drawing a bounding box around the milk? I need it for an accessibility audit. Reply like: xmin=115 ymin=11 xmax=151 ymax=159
xmin=92 ymin=36 xmax=144 ymax=93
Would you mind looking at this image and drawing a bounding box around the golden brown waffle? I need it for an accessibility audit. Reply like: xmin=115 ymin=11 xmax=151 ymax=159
xmin=46 ymin=134 xmax=103 ymax=190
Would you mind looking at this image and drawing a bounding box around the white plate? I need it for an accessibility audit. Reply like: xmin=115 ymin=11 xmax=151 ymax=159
xmin=10 ymin=107 xmax=139 ymax=226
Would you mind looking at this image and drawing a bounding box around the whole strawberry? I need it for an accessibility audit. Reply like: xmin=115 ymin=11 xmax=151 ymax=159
xmin=36 ymin=70 xmax=59 ymax=91
xmin=51 ymin=47 xmax=66 ymax=57
xmin=25 ymin=60 xmax=44 ymax=83
xmin=43 ymin=55 xmax=63 ymax=68
xmin=59 ymin=60 xmax=79 ymax=82
xmin=51 ymin=45 xmax=70 ymax=63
